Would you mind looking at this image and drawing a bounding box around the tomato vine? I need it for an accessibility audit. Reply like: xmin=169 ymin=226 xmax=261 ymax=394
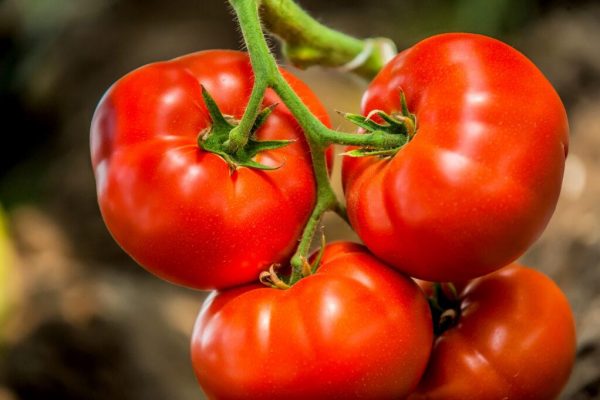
xmin=227 ymin=0 xmax=405 ymax=282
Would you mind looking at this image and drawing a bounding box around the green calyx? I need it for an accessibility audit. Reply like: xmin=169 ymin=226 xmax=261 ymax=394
xmin=198 ymin=86 xmax=292 ymax=171
xmin=342 ymin=91 xmax=417 ymax=157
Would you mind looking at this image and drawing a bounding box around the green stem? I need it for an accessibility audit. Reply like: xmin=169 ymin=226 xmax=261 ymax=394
xmin=270 ymin=68 xmax=341 ymax=280
xmin=234 ymin=0 xmax=279 ymax=80
xmin=322 ymin=128 xmax=406 ymax=148
xmin=230 ymin=0 xmax=405 ymax=152
xmin=226 ymin=0 xmax=275 ymax=152
xmin=228 ymin=0 xmax=400 ymax=282
xmin=226 ymin=82 xmax=267 ymax=153
xmin=260 ymin=0 xmax=395 ymax=79
xmin=272 ymin=74 xmax=408 ymax=150
xmin=288 ymin=152 xmax=337 ymax=283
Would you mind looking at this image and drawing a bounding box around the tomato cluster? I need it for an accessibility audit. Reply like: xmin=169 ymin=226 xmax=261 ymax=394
xmin=91 ymin=33 xmax=575 ymax=399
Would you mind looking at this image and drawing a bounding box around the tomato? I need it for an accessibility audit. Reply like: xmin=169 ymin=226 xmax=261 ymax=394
xmin=409 ymin=264 xmax=576 ymax=399
xmin=342 ymin=33 xmax=569 ymax=281
xmin=91 ymin=50 xmax=331 ymax=290
xmin=191 ymin=242 xmax=433 ymax=399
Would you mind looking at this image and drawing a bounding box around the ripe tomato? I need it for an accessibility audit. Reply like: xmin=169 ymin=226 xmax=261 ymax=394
xmin=191 ymin=242 xmax=433 ymax=399
xmin=343 ymin=33 xmax=569 ymax=281
xmin=410 ymin=264 xmax=576 ymax=399
xmin=91 ymin=50 xmax=330 ymax=290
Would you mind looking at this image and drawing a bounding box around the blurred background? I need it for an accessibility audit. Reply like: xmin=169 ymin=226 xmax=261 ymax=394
xmin=0 ymin=0 xmax=599 ymax=398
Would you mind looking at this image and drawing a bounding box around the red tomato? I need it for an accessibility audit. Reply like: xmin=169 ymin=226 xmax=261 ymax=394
xmin=410 ymin=264 xmax=576 ymax=399
xmin=191 ymin=242 xmax=433 ymax=399
xmin=91 ymin=50 xmax=330 ymax=290
xmin=343 ymin=33 xmax=569 ymax=281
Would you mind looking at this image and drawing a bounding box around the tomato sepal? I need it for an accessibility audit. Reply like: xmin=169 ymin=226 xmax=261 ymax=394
xmin=198 ymin=86 xmax=292 ymax=171
xmin=340 ymin=92 xmax=417 ymax=158
xmin=258 ymin=264 xmax=291 ymax=290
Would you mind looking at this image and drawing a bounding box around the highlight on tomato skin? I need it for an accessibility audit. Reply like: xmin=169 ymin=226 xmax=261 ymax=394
xmin=190 ymin=242 xmax=434 ymax=400
xmin=410 ymin=263 xmax=576 ymax=400
xmin=343 ymin=33 xmax=569 ymax=283
xmin=90 ymin=50 xmax=332 ymax=291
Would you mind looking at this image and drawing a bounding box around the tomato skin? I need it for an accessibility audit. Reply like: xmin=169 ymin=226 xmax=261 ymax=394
xmin=91 ymin=50 xmax=330 ymax=290
xmin=410 ymin=264 xmax=576 ymax=400
xmin=343 ymin=33 xmax=569 ymax=281
xmin=191 ymin=242 xmax=433 ymax=399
